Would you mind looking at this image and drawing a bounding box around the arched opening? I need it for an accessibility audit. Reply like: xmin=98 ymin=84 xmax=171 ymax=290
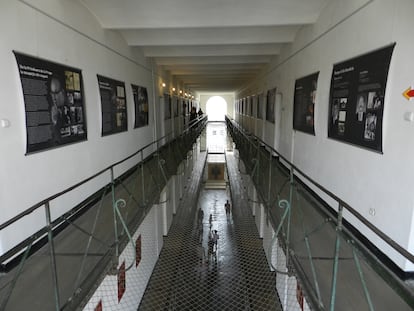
xmin=206 ymin=96 xmax=227 ymax=121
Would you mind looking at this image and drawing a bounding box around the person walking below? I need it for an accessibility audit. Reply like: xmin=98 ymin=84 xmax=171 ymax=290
xmin=225 ymin=200 xmax=231 ymax=221
xmin=211 ymin=230 xmax=219 ymax=252
xmin=197 ymin=208 xmax=204 ymax=227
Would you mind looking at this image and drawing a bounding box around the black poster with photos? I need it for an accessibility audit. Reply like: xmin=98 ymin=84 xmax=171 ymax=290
xmin=257 ymin=93 xmax=264 ymax=119
xmin=164 ymin=93 xmax=172 ymax=120
xmin=173 ymin=96 xmax=179 ymax=117
xmin=14 ymin=52 xmax=87 ymax=154
xmin=98 ymin=75 xmax=127 ymax=136
xmin=132 ymin=84 xmax=149 ymax=128
xmin=328 ymin=44 xmax=395 ymax=152
xmin=293 ymin=72 xmax=319 ymax=135
xmin=266 ymin=88 xmax=276 ymax=123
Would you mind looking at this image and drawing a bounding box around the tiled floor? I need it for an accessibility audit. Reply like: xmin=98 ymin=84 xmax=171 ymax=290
xmin=138 ymin=148 xmax=281 ymax=310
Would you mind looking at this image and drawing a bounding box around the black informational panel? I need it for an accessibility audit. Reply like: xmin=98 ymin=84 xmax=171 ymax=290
xmin=173 ymin=96 xmax=179 ymax=117
xmin=14 ymin=52 xmax=87 ymax=154
xmin=266 ymin=88 xmax=276 ymax=123
xmin=132 ymin=84 xmax=149 ymax=128
xmin=328 ymin=44 xmax=395 ymax=152
xmin=257 ymin=93 xmax=263 ymax=119
xmin=97 ymin=75 xmax=127 ymax=136
xmin=164 ymin=93 xmax=171 ymax=120
xmin=293 ymin=72 xmax=319 ymax=135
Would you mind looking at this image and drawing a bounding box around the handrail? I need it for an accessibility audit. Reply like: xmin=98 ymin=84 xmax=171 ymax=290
xmin=0 ymin=116 xmax=207 ymax=239
xmin=225 ymin=116 xmax=414 ymax=264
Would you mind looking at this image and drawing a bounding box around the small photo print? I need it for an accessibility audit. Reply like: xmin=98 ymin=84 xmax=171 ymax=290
xmin=340 ymin=97 xmax=347 ymax=109
xmin=339 ymin=111 xmax=346 ymax=122
xmin=65 ymin=71 xmax=75 ymax=90
xmin=356 ymin=93 xmax=367 ymax=122
xmin=364 ymin=113 xmax=377 ymax=141
xmin=116 ymin=98 xmax=126 ymax=109
xmin=117 ymin=86 xmax=125 ymax=98
xmin=367 ymin=91 xmax=383 ymax=110
xmin=338 ymin=122 xmax=345 ymax=135
xmin=332 ymin=98 xmax=340 ymax=124
xmin=73 ymin=72 xmax=81 ymax=91
xmin=60 ymin=126 xmax=71 ymax=137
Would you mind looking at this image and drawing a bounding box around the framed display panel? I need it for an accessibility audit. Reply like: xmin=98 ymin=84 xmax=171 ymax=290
xmin=132 ymin=84 xmax=149 ymax=128
xmin=97 ymin=75 xmax=127 ymax=136
xmin=173 ymin=95 xmax=179 ymax=117
xmin=164 ymin=93 xmax=172 ymax=120
xmin=257 ymin=93 xmax=264 ymax=119
xmin=328 ymin=44 xmax=395 ymax=152
xmin=249 ymin=96 xmax=253 ymax=116
xmin=293 ymin=72 xmax=319 ymax=135
xmin=14 ymin=52 xmax=87 ymax=154
xmin=182 ymin=98 xmax=186 ymax=116
xmin=266 ymin=88 xmax=276 ymax=123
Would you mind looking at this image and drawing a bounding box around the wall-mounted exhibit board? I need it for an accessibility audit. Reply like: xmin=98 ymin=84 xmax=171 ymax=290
xmin=132 ymin=84 xmax=149 ymax=128
xmin=328 ymin=44 xmax=395 ymax=152
xmin=164 ymin=93 xmax=172 ymax=120
xmin=257 ymin=93 xmax=264 ymax=119
xmin=266 ymin=87 xmax=276 ymax=123
xmin=293 ymin=72 xmax=319 ymax=135
xmin=14 ymin=52 xmax=87 ymax=154
xmin=173 ymin=96 xmax=179 ymax=117
xmin=97 ymin=75 xmax=127 ymax=136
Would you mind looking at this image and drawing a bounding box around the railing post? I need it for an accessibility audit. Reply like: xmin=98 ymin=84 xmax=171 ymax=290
xmin=141 ymin=150 xmax=146 ymax=207
xmin=285 ymin=167 xmax=294 ymax=268
xmin=267 ymin=150 xmax=272 ymax=208
xmin=111 ymin=167 xmax=119 ymax=259
xmin=330 ymin=203 xmax=344 ymax=311
xmin=45 ymin=202 xmax=61 ymax=311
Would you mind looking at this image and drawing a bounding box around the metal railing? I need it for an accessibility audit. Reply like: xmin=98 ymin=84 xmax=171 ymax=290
xmin=0 ymin=116 xmax=207 ymax=311
xmin=225 ymin=116 xmax=414 ymax=311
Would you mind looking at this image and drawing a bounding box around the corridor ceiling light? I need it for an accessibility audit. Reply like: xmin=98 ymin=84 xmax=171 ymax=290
xmin=172 ymin=87 xmax=176 ymax=92
xmin=162 ymin=82 xmax=166 ymax=87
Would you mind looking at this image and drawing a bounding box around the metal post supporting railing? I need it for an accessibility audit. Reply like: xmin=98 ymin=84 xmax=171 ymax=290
xmin=45 ymin=202 xmax=61 ymax=311
xmin=113 ymin=198 xmax=136 ymax=271
xmin=110 ymin=168 xmax=119 ymax=259
xmin=0 ymin=243 xmax=33 ymax=311
xmin=285 ymin=167 xmax=294 ymax=269
xmin=73 ymin=186 xmax=108 ymax=292
xmin=353 ymin=248 xmax=375 ymax=311
xmin=304 ymin=235 xmax=323 ymax=308
xmin=141 ymin=151 xmax=146 ymax=208
xmin=330 ymin=203 xmax=344 ymax=311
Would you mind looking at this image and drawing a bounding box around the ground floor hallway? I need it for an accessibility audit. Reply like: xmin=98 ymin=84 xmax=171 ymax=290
xmin=138 ymin=147 xmax=281 ymax=310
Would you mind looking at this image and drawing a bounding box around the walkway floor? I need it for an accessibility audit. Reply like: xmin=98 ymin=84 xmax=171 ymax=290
xmin=138 ymin=148 xmax=281 ymax=310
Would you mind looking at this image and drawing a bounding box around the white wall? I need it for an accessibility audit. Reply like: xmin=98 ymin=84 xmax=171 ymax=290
xmin=0 ymin=0 xmax=158 ymax=254
xmin=237 ymin=0 xmax=414 ymax=270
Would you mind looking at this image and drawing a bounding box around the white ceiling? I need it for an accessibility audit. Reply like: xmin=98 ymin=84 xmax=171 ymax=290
xmin=80 ymin=0 xmax=330 ymax=93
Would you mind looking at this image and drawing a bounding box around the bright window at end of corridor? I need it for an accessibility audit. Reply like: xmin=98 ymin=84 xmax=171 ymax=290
xmin=206 ymin=96 xmax=227 ymax=121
